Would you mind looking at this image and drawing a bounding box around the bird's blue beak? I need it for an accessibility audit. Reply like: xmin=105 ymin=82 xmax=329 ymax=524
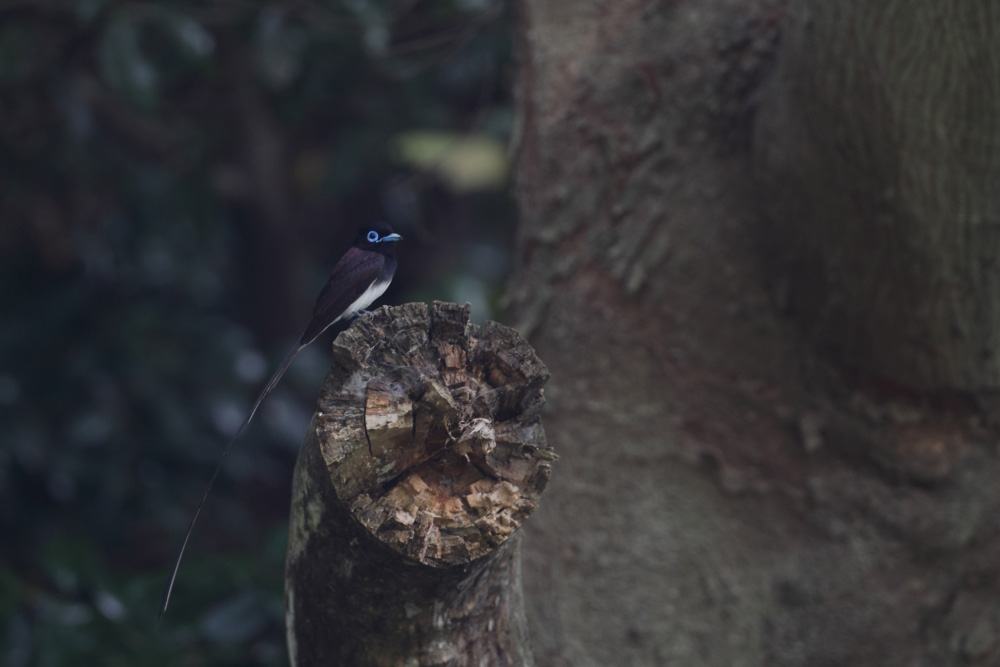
xmin=380 ymin=233 xmax=403 ymax=243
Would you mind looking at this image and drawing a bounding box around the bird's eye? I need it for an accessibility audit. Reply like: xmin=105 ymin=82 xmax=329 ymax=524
xmin=367 ymin=231 xmax=379 ymax=243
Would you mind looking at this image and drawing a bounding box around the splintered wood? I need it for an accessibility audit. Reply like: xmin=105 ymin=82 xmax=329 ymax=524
xmin=314 ymin=301 xmax=554 ymax=567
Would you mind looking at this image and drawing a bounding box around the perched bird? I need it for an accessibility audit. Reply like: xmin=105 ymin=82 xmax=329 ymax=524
xmin=159 ymin=221 xmax=402 ymax=617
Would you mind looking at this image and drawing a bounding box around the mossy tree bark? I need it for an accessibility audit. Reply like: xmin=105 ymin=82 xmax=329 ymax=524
xmin=285 ymin=302 xmax=552 ymax=667
xmin=512 ymin=0 xmax=1000 ymax=665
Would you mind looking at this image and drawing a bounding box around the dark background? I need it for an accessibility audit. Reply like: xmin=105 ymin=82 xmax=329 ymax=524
xmin=0 ymin=2 xmax=513 ymax=664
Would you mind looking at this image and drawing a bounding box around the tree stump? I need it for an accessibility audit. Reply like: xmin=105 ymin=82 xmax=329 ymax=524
xmin=285 ymin=301 xmax=554 ymax=667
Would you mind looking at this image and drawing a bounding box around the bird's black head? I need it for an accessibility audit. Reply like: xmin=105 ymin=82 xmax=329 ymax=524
xmin=354 ymin=221 xmax=403 ymax=255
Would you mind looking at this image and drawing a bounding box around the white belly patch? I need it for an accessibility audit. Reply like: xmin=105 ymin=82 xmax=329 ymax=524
xmin=337 ymin=278 xmax=391 ymax=323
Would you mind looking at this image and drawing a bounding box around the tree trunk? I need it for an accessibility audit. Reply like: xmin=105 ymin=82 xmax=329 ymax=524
xmin=511 ymin=1 xmax=1000 ymax=666
xmin=285 ymin=302 xmax=552 ymax=666
xmin=755 ymin=0 xmax=1000 ymax=391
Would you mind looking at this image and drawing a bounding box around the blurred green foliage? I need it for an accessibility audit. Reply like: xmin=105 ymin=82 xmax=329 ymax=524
xmin=0 ymin=1 xmax=514 ymax=664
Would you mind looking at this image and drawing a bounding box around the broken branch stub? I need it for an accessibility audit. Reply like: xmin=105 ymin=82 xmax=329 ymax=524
xmin=285 ymin=301 xmax=553 ymax=666
xmin=321 ymin=301 xmax=552 ymax=562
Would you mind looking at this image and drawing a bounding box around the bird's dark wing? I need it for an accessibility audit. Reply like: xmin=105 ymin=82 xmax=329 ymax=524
xmin=300 ymin=246 xmax=385 ymax=345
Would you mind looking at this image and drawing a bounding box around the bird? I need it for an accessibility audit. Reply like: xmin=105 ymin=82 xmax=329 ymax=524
xmin=159 ymin=221 xmax=402 ymax=618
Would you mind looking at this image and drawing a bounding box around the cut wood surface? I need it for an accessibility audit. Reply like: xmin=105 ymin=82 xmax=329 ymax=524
xmin=285 ymin=301 xmax=553 ymax=667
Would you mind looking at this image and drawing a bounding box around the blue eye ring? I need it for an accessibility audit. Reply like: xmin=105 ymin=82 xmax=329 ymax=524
xmin=367 ymin=231 xmax=379 ymax=243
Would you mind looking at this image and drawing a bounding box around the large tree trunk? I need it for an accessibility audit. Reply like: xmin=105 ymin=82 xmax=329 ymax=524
xmin=755 ymin=1 xmax=1000 ymax=391
xmin=511 ymin=1 xmax=1000 ymax=666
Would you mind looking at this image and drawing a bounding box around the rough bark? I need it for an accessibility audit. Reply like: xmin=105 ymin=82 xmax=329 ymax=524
xmin=512 ymin=1 xmax=1000 ymax=666
xmin=285 ymin=302 xmax=552 ymax=667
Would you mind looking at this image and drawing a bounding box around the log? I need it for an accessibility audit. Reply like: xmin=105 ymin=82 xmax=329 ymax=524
xmin=285 ymin=301 xmax=554 ymax=667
